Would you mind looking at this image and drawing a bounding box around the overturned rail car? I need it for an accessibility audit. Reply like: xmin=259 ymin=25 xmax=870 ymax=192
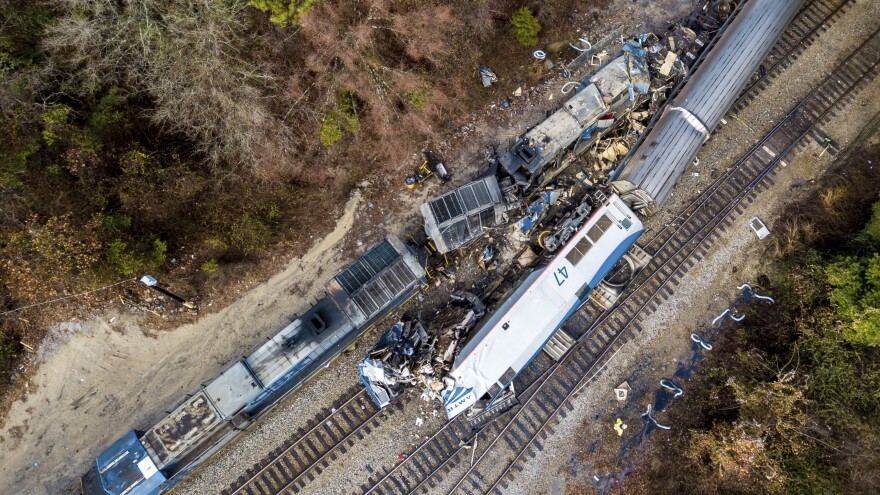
xmin=612 ymin=0 xmax=805 ymax=214
xmin=82 ymin=237 xmax=424 ymax=495
xmin=442 ymin=193 xmax=644 ymax=419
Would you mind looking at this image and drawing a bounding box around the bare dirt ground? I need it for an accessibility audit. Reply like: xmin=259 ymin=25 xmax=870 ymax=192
xmin=0 ymin=0 xmax=793 ymax=493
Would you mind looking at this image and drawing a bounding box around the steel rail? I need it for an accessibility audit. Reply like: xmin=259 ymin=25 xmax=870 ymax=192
xmin=465 ymin=27 xmax=880 ymax=495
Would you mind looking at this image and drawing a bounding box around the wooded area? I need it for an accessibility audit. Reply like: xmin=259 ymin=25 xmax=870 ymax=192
xmin=622 ymin=143 xmax=880 ymax=495
xmin=0 ymin=0 xmax=601 ymax=403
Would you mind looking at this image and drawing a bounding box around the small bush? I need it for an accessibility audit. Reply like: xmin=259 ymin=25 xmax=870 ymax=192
xmin=101 ymin=212 xmax=132 ymax=234
xmin=201 ymin=258 xmax=220 ymax=273
xmin=226 ymin=213 xmax=273 ymax=253
xmin=248 ymin=0 xmax=322 ymax=28
xmin=319 ymin=114 xmax=343 ymax=147
xmin=510 ymin=8 xmax=541 ymax=47
xmin=407 ymin=89 xmax=430 ymax=110
xmin=866 ymin=201 xmax=880 ymax=242
xmin=106 ymin=238 xmax=139 ymax=276
xmin=104 ymin=236 xmax=167 ymax=277
xmin=318 ymin=90 xmax=360 ymax=147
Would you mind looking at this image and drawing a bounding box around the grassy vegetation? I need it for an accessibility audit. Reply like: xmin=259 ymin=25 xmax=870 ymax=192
xmin=247 ymin=0 xmax=322 ymax=27
xmin=624 ymin=143 xmax=880 ymax=495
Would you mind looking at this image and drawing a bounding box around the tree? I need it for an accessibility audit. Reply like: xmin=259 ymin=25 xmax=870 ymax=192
xmin=510 ymin=8 xmax=541 ymax=47
xmin=45 ymin=0 xmax=289 ymax=167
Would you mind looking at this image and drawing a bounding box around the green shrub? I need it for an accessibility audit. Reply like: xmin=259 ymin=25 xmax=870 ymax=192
xmin=201 ymin=258 xmax=220 ymax=273
xmin=866 ymin=201 xmax=880 ymax=242
xmin=40 ymin=105 xmax=71 ymax=146
xmin=106 ymin=238 xmax=139 ymax=276
xmin=319 ymin=114 xmax=343 ymax=147
xmin=226 ymin=213 xmax=273 ymax=253
xmin=88 ymin=87 xmax=126 ymax=138
xmin=248 ymin=0 xmax=322 ymax=27
xmin=826 ymin=253 xmax=880 ymax=346
xmin=101 ymin=212 xmax=132 ymax=234
xmin=104 ymin=236 xmax=166 ymax=276
xmin=318 ymin=90 xmax=359 ymax=147
xmin=510 ymin=8 xmax=541 ymax=47
xmin=407 ymin=89 xmax=430 ymax=110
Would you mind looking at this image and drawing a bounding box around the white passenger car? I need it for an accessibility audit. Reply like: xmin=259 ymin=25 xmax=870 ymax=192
xmin=442 ymin=194 xmax=644 ymax=419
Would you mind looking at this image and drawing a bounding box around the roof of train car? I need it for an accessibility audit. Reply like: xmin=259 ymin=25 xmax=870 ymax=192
xmin=616 ymin=0 xmax=804 ymax=208
xmin=446 ymin=195 xmax=643 ymax=415
xmin=139 ymin=391 xmax=224 ymax=471
xmin=421 ymin=176 xmax=504 ymax=253
xmin=329 ymin=236 xmax=422 ymax=322
xmin=499 ymin=75 xmax=610 ymax=178
xmin=85 ymin=431 xmax=166 ymax=495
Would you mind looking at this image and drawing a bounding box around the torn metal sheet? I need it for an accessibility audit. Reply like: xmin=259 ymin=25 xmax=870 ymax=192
xmin=359 ymin=319 xmax=434 ymax=408
xmin=479 ymin=65 xmax=498 ymax=87
xmin=622 ymin=40 xmax=651 ymax=96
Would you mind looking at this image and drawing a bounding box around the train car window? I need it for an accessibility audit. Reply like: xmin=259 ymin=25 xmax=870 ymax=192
xmin=596 ymin=214 xmax=613 ymax=232
xmin=565 ymin=237 xmax=593 ymax=265
xmin=587 ymin=223 xmax=604 ymax=243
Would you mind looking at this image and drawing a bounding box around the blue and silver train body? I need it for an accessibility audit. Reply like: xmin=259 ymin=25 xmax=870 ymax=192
xmin=82 ymin=236 xmax=424 ymax=495
xmin=442 ymin=194 xmax=643 ymax=419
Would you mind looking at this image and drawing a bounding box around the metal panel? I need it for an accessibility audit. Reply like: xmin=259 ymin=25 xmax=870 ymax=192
xmin=350 ymin=258 xmax=417 ymax=318
xmin=335 ymin=240 xmax=398 ymax=294
xmin=140 ymin=391 xmax=223 ymax=469
xmin=203 ymin=362 xmax=262 ymax=419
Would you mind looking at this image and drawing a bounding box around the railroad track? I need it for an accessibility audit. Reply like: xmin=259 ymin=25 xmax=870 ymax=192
xmin=220 ymin=3 xmax=860 ymax=495
xmin=360 ymin=23 xmax=880 ymax=495
xmin=223 ymin=386 xmax=390 ymax=495
xmin=731 ymin=0 xmax=853 ymax=114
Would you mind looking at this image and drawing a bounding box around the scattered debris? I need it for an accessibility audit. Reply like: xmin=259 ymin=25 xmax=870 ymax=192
xmin=690 ymin=333 xmax=713 ymax=350
xmin=659 ymin=379 xmax=683 ymax=397
xmin=359 ymin=318 xmax=435 ymax=408
xmin=748 ymin=216 xmax=770 ymax=239
xmin=711 ymin=308 xmax=745 ymax=326
xmin=642 ymin=404 xmax=671 ymax=430
xmin=479 ymin=65 xmax=498 ymax=87
xmin=613 ymin=417 xmax=627 ymax=436
xmin=614 ymin=381 xmax=631 ymax=401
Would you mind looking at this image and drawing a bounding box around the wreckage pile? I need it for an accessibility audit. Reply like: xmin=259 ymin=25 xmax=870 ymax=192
xmin=361 ymin=1 xmax=734 ymax=412
xmin=577 ymin=14 xmax=721 ymax=183
xmin=359 ymin=292 xmax=486 ymax=408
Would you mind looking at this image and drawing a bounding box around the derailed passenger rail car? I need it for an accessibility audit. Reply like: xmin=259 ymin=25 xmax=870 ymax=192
xmin=442 ymin=194 xmax=643 ymax=419
xmin=612 ymin=0 xmax=804 ymax=214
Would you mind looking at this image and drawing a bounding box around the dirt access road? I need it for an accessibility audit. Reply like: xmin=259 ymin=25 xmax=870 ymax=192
xmin=0 ymin=0 xmax=718 ymax=492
